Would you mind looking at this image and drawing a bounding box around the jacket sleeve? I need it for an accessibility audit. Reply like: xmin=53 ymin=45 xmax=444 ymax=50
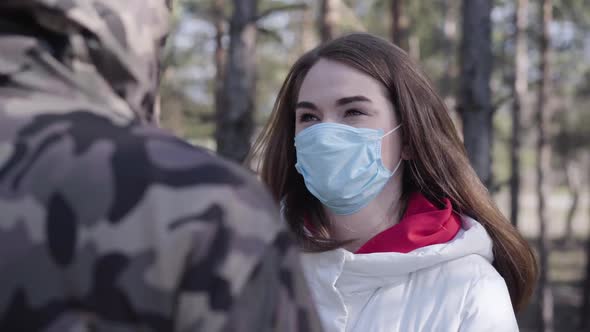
xmin=458 ymin=275 xmax=519 ymax=332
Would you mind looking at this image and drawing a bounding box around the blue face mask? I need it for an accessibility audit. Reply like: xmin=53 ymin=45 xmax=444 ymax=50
xmin=294 ymin=122 xmax=403 ymax=215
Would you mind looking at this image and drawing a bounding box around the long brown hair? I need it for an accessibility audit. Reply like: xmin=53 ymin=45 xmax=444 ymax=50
xmin=248 ymin=33 xmax=537 ymax=312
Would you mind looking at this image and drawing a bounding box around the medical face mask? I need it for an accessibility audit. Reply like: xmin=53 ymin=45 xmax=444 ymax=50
xmin=294 ymin=123 xmax=402 ymax=215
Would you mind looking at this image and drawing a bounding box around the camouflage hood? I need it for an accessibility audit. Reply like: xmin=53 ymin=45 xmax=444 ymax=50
xmin=0 ymin=0 xmax=171 ymax=124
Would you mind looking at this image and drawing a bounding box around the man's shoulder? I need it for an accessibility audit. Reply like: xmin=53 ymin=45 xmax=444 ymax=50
xmin=0 ymin=112 xmax=286 ymax=330
xmin=0 ymin=111 xmax=281 ymax=252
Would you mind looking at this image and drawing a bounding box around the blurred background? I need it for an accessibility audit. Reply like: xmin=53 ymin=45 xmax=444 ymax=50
xmin=158 ymin=0 xmax=589 ymax=330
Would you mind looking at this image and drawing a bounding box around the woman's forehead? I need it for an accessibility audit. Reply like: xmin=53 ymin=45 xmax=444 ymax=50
xmin=297 ymin=59 xmax=388 ymax=103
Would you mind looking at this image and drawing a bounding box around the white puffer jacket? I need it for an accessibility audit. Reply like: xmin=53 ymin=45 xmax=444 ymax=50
xmin=301 ymin=217 xmax=519 ymax=332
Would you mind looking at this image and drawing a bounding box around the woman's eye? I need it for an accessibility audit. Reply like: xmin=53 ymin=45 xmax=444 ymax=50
xmin=345 ymin=109 xmax=365 ymax=117
xmin=299 ymin=113 xmax=319 ymax=122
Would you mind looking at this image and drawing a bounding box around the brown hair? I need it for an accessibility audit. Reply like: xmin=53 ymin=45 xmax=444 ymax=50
xmin=248 ymin=33 xmax=537 ymax=312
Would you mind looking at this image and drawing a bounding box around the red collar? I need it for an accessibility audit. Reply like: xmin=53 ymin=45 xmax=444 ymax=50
xmin=355 ymin=192 xmax=462 ymax=254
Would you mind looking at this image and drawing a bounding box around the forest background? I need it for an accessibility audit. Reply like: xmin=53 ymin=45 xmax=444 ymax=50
xmin=157 ymin=1 xmax=590 ymax=331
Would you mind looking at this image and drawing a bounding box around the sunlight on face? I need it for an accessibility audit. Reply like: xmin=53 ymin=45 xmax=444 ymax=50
xmin=295 ymin=59 xmax=403 ymax=171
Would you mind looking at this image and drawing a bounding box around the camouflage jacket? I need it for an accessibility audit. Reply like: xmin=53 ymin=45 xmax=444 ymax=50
xmin=0 ymin=1 xmax=322 ymax=331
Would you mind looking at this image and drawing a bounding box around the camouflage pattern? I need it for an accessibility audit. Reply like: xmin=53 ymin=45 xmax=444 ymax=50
xmin=0 ymin=1 xmax=322 ymax=331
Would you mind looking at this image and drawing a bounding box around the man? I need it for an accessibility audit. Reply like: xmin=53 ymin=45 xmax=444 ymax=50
xmin=0 ymin=0 xmax=322 ymax=331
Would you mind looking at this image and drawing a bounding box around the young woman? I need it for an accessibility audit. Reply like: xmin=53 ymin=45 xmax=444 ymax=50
xmin=250 ymin=33 xmax=537 ymax=331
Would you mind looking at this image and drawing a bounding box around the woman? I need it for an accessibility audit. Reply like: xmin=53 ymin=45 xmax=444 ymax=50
xmin=249 ymin=33 xmax=537 ymax=331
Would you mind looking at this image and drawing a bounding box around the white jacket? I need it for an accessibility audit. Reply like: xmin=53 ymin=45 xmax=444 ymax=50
xmin=301 ymin=217 xmax=519 ymax=332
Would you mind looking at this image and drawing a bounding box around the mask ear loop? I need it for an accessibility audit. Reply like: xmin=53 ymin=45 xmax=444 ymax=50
xmin=380 ymin=124 xmax=404 ymax=175
xmin=381 ymin=123 xmax=403 ymax=138
xmin=389 ymin=158 xmax=403 ymax=176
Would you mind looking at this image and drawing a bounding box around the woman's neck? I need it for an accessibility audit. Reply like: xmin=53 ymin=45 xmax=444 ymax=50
xmin=327 ymin=178 xmax=405 ymax=252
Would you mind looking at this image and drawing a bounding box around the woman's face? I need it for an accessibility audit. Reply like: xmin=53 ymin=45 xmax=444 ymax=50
xmin=294 ymin=59 xmax=403 ymax=171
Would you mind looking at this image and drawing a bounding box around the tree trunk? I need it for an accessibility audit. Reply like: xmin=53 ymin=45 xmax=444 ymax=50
xmin=152 ymin=94 xmax=161 ymax=127
xmin=458 ymin=0 xmax=493 ymax=188
xmin=213 ymin=0 xmax=226 ymax=144
xmin=583 ymin=239 xmax=590 ymax=330
xmin=408 ymin=35 xmax=420 ymax=60
xmin=581 ymin=169 xmax=590 ymax=330
xmin=536 ymin=0 xmax=554 ymax=331
xmin=440 ymin=0 xmax=458 ymax=100
xmin=391 ymin=0 xmax=409 ymax=51
xmin=563 ymin=162 xmax=581 ymax=241
xmin=299 ymin=0 xmax=315 ymax=54
xmin=510 ymin=0 xmax=529 ymax=228
xmin=216 ymin=0 xmax=257 ymax=162
xmin=319 ymin=0 xmax=337 ymax=43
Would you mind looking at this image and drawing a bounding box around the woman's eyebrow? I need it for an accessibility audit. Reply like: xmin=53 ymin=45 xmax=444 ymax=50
xmin=295 ymin=101 xmax=318 ymax=111
xmin=335 ymin=95 xmax=372 ymax=106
